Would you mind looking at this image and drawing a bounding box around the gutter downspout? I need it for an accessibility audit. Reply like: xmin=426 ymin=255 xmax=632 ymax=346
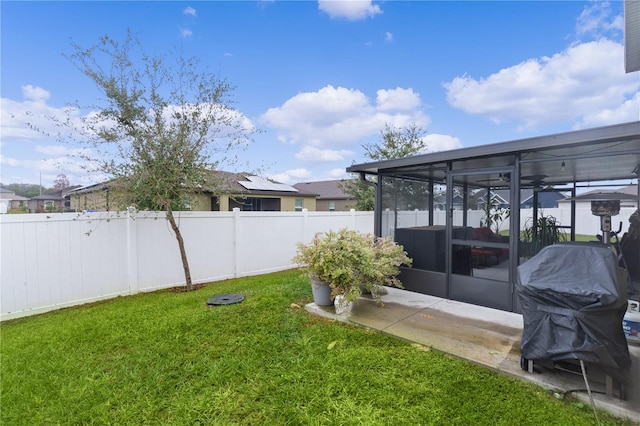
xmin=359 ymin=172 xmax=381 ymax=236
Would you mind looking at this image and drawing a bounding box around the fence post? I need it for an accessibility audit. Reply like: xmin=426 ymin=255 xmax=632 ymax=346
xmin=233 ymin=208 xmax=241 ymax=277
xmin=301 ymin=208 xmax=310 ymax=243
xmin=350 ymin=208 xmax=356 ymax=230
xmin=126 ymin=207 xmax=139 ymax=294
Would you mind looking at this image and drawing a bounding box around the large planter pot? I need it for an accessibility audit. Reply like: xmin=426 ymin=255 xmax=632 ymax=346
xmin=310 ymin=276 xmax=333 ymax=306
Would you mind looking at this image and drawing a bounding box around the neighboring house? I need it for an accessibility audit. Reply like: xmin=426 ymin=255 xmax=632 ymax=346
xmin=211 ymin=172 xmax=317 ymax=212
xmin=69 ymin=171 xmax=318 ymax=212
xmin=557 ymin=184 xmax=639 ymax=210
xmin=27 ymin=186 xmax=82 ymax=213
xmin=293 ymin=180 xmax=545 ymax=212
xmin=0 ymin=188 xmax=29 ymax=213
xmin=520 ymin=189 xmax=568 ymax=209
xmin=491 ymin=188 xmax=567 ymax=209
xmin=433 ymin=191 xmax=464 ymax=210
xmin=434 ymin=188 xmax=498 ymax=211
xmin=292 ymin=180 xmax=356 ymax=211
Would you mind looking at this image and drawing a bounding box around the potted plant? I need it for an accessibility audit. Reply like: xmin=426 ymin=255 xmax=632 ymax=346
xmin=293 ymin=228 xmax=412 ymax=310
xmin=521 ymin=214 xmax=567 ymax=258
xmin=480 ymin=198 xmax=510 ymax=235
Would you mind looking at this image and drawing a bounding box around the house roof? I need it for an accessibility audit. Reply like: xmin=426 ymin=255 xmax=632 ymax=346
xmin=30 ymin=193 xmax=67 ymax=201
xmin=70 ymin=171 xmax=318 ymax=198
xmin=208 ymin=171 xmax=316 ymax=197
xmin=559 ymin=184 xmax=639 ymax=202
xmin=292 ymin=180 xmax=353 ymax=200
xmin=471 ymin=188 xmax=568 ymax=206
xmin=29 ymin=186 xmax=82 ymax=201
xmin=0 ymin=188 xmax=29 ymax=201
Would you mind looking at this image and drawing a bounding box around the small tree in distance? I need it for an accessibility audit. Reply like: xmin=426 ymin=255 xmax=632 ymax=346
xmin=339 ymin=178 xmax=375 ymax=211
xmin=54 ymin=31 xmax=256 ymax=291
xmin=363 ymin=122 xmax=427 ymax=162
xmin=341 ymin=123 xmax=427 ymax=211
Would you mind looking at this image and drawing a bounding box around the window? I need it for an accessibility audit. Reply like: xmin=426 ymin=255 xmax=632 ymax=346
xmin=230 ymin=197 xmax=281 ymax=211
xmin=211 ymin=196 xmax=221 ymax=211
xmin=44 ymin=200 xmax=56 ymax=212
xmin=329 ymin=201 xmax=336 ymax=211
xmin=295 ymin=199 xmax=304 ymax=212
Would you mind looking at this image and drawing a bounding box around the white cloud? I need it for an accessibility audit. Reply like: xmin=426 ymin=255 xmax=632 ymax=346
xmin=318 ymin=0 xmax=382 ymax=21
xmin=180 ymin=7 xmax=196 ymax=38
xmin=0 ymin=153 xmax=89 ymax=175
xmin=34 ymin=144 xmax=92 ymax=157
xmin=286 ymin=168 xmax=311 ymax=179
xmin=159 ymin=102 xmax=256 ymax=143
xmin=376 ymin=88 xmax=420 ymax=111
xmin=260 ymin=85 xmax=430 ymax=183
xmin=577 ymin=91 xmax=640 ymax=128
xmin=260 ymin=85 xmax=430 ymax=149
xmin=271 ymin=167 xmax=349 ymax=184
xmin=1 ymin=100 xmax=45 ymax=140
xmin=0 ymin=95 xmax=82 ymax=140
xmin=183 ymin=6 xmax=197 ymax=17
xmin=385 ymin=32 xmax=393 ymax=42
xmin=269 ymin=168 xmax=311 ymax=184
xmin=423 ymin=134 xmax=463 ymax=153
xmin=1 ymin=88 xmax=257 ymax=185
xmin=576 ymin=1 xmax=622 ymax=38
xmin=444 ymin=39 xmax=639 ymax=129
xmin=0 ymin=89 xmax=104 ymax=185
xmin=325 ymin=168 xmax=349 ymax=180
xmin=295 ymin=146 xmax=354 ymax=162
xmin=22 ymin=85 xmax=50 ymax=102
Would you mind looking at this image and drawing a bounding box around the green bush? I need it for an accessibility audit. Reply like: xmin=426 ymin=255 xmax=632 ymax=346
xmin=293 ymin=228 xmax=411 ymax=303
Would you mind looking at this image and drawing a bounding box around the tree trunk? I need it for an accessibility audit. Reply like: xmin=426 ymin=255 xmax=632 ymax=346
xmin=166 ymin=205 xmax=193 ymax=291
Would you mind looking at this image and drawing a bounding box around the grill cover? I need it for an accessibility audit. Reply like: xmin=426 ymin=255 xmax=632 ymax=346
xmin=517 ymin=242 xmax=631 ymax=379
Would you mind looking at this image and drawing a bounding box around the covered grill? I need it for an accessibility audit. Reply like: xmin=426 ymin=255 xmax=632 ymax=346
xmin=516 ymin=242 xmax=631 ymax=395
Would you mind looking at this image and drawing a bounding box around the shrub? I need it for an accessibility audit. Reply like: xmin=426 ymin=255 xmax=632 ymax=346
xmin=293 ymin=228 xmax=412 ymax=304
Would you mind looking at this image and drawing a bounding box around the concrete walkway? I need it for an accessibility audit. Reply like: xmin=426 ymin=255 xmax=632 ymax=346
xmin=306 ymin=288 xmax=640 ymax=423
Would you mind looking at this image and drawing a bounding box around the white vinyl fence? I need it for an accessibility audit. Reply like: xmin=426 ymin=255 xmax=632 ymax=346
xmin=0 ymin=209 xmax=373 ymax=321
xmin=383 ymin=207 xmax=636 ymax=238
xmin=2 ymin=205 xmax=636 ymax=321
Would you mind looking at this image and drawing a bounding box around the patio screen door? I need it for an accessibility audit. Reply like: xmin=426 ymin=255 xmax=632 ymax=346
xmin=447 ymin=168 xmax=514 ymax=311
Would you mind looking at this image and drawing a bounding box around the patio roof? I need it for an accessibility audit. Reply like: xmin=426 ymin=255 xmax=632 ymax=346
xmin=346 ymin=121 xmax=640 ymax=190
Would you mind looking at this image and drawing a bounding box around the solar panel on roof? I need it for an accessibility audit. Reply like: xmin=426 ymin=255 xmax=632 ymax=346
xmin=238 ymin=175 xmax=298 ymax=192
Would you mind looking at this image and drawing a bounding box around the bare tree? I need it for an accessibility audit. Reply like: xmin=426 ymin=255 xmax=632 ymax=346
xmin=58 ymin=31 xmax=255 ymax=291
xmin=53 ymin=174 xmax=70 ymax=190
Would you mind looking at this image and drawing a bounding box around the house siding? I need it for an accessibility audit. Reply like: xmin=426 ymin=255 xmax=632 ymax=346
xmin=316 ymin=199 xmax=352 ymax=211
xmin=71 ymin=189 xmax=317 ymax=212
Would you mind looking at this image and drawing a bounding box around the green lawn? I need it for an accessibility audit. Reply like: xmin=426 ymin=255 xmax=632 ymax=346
xmin=574 ymin=233 xmax=600 ymax=242
xmin=0 ymin=270 xmax=632 ymax=425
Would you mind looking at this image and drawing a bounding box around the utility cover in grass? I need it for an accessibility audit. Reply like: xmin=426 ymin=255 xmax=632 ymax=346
xmin=207 ymin=293 xmax=245 ymax=306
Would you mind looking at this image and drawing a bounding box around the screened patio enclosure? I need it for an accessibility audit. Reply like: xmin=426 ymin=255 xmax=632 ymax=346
xmin=347 ymin=121 xmax=640 ymax=312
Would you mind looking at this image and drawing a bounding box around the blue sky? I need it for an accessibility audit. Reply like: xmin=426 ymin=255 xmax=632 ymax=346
xmin=1 ymin=0 xmax=638 ymax=188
